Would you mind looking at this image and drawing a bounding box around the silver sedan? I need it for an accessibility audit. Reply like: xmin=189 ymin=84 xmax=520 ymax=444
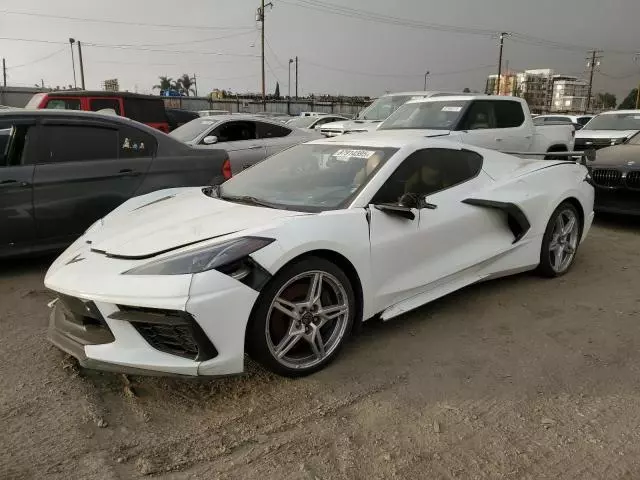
xmin=170 ymin=114 xmax=321 ymax=175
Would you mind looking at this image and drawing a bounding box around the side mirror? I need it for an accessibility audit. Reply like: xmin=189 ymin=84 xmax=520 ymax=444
xmin=203 ymin=135 xmax=218 ymax=145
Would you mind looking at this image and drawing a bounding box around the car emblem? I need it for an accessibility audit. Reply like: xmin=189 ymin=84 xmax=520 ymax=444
xmin=65 ymin=254 xmax=85 ymax=265
xmin=585 ymin=142 xmax=593 ymax=146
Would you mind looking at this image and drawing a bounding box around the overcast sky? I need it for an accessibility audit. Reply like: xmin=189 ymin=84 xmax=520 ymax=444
xmin=1 ymin=0 xmax=639 ymax=101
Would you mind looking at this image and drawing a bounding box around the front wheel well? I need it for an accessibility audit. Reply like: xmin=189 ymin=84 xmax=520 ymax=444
xmin=557 ymin=196 xmax=585 ymax=238
xmin=546 ymin=144 xmax=569 ymax=152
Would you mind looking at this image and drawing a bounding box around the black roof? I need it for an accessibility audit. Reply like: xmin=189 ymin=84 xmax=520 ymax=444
xmin=35 ymin=90 xmax=163 ymax=100
xmin=0 ymin=109 xmax=161 ymax=132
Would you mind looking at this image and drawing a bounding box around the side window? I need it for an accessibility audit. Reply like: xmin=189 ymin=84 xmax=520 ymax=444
xmin=372 ymin=148 xmax=483 ymax=204
xmin=0 ymin=122 xmax=32 ymax=167
xmin=44 ymin=98 xmax=82 ymax=110
xmin=459 ymin=101 xmax=496 ymax=130
xmin=118 ymin=125 xmax=157 ymax=158
xmin=493 ymin=101 xmax=525 ymax=128
xmin=42 ymin=126 xmax=118 ymax=163
xmin=123 ymin=98 xmax=167 ymax=123
xmin=212 ymin=121 xmax=257 ymax=142
xmin=89 ymin=98 xmax=121 ymax=115
xmin=257 ymin=122 xmax=292 ymax=139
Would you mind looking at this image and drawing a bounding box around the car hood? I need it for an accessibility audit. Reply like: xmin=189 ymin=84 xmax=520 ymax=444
xmin=576 ymin=129 xmax=638 ymax=139
xmin=591 ymin=144 xmax=640 ymax=167
xmin=85 ymin=188 xmax=309 ymax=259
xmin=320 ymin=120 xmax=382 ymax=132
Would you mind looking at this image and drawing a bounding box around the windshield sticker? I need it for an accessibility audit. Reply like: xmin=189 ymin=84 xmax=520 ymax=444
xmin=442 ymin=106 xmax=462 ymax=112
xmin=332 ymin=149 xmax=376 ymax=160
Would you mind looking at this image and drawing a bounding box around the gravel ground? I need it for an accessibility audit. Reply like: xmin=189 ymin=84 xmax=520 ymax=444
xmin=2 ymin=216 xmax=640 ymax=480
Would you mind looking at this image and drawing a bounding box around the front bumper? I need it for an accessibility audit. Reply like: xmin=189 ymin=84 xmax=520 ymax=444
xmin=45 ymin=250 xmax=261 ymax=377
xmin=594 ymin=189 xmax=640 ymax=216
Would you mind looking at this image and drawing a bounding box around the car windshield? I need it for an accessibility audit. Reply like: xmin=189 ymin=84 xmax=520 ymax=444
xmin=287 ymin=117 xmax=317 ymax=128
xmin=583 ymin=113 xmax=640 ymax=131
xmin=378 ymin=100 xmax=470 ymax=130
xmin=170 ymin=118 xmax=219 ymax=142
xmin=218 ymin=144 xmax=399 ymax=211
xmin=357 ymin=95 xmax=415 ymax=121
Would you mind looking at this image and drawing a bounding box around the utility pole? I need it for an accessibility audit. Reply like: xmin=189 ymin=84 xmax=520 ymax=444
xmin=634 ymin=54 xmax=640 ymax=109
xmin=423 ymin=71 xmax=430 ymax=91
xmin=295 ymin=56 xmax=298 ymax=99
xmin=193 ymin=73 xmax=198 ymax=96
xmin=585 ymin=50 xmax=602 ymax=113
xmin=68 ymin=38 xmax=77 ymax=89
xmin=2 ymin=58 xmax=6 ymax=87
xmin=41 ymin=78 xmax=44 ymax=89
xmin=77 ymin=41 xmax=86 ymax=90
xmin=257 ymin=1 xmax=273 ymax=108
xmin=288 ymin=58 xmax=293 ymax=98
xmin=495 ymin=32 xmax=509 ymax=95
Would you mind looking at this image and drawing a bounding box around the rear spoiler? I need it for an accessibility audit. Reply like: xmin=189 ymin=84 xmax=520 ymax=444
xmin=502 ymin=150 xmax=595 ymax=164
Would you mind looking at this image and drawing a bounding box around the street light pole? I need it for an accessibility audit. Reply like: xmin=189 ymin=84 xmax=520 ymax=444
xmin=77 ymin=40 xmax=86 ymax=90
xmin=68 ymin=38 xmax=77 ymax=89
xmin=423 ymin=71 xmax=430 ymax=91
xmin=257 ymin=1 xmax=273 ymax=108
xmin=288 ymin=58 xmax=293 ymax=98
xmin=496 ymin=32 xmax=509 ymax=95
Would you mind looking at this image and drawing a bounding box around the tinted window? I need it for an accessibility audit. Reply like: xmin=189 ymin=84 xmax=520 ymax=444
xmin=119 ymin=125 xmax=157 ymax=158
xmin=122 ymin=98 xmax=167 ymax=123
xmin=257 ymin=122 xmax=291 ymax=138
xmin=545 ymin=116 xmax=571 ymax=123
xmin=459 ymin=101 xmax=497 ymax=130
xmin=372 ymin=148 xmax=483 ymax=204
xmin=89 ymin=98 xmax=121 ymax=115
xmin=493 ymin=101 xmax=525 ymax=128
xmin=213 ymin=121 xmax=257 ymax=142
xmin=576 ymin=116 xmax=592 ymax=126
xmin=0 ymin=121 xmax=32 ymax=167
xmin=45 ymin=98 xmax=81 ymax=110
xmin=42 ymin=126 xmax=118 ymax=163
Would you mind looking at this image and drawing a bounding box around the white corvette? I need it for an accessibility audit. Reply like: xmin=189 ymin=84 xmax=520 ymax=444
xmin=45 ymin=133 xmax=595 ymax=377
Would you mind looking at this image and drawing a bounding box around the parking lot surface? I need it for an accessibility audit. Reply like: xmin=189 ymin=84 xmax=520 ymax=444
xmin=2 ymin=217 xmax=640 ymax=479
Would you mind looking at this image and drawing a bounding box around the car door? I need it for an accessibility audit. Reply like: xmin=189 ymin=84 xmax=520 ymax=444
xmin=491 ymin=100 xmax=532 ymax=151
xmin=32 ymin=120 xmax=151 ymax=243
xmin=457 ymin=100 xmax=501 ymax=150
xmin=257 ymin=121 xmax=295 ymax=157
xmin=208 ymin=120 xmax=265 ymax=174
xmin=368 ymin=148 xmax=513 ymax=315
xmin=0 ymin=117 xmax=37 ymax=252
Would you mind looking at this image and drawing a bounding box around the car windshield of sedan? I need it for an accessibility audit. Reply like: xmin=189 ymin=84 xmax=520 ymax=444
xmin=170 ymin=118 xmax=219 ymax=142
xmin=378 ymin=100 xmax=470 ymax=130
xmin=287 ymin=117 xmax=317 ymax=128
xmin=583 ymin=114 xmax=640 ymax=131
xmin=357 ymin=95 xmax=415 ymax=121
xmin=217 ymin=144 xmax=399 ymax=211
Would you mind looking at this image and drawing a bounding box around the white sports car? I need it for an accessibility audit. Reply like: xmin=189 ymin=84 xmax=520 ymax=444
xmin=45 ymin=133 xmax=595 ymax=377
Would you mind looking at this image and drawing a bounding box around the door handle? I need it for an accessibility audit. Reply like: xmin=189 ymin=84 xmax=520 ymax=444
xmin=495 ymin=138 xmax=503 ymax=142
xmin=248 ymin=145 xmax=263 ymax=150
xmin=0 ymin=179 xmax=29 ymax=188
xmin=119 ymin=169 xmax=140 ymax=177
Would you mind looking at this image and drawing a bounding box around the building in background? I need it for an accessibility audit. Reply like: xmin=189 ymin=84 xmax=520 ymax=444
xmin=102 ymin=79 xmax=120 ymax=92
xmin=550 ymin=76 xmax=590 ymax=113
xmin=485 ymin=72 xmax=519 ymax=96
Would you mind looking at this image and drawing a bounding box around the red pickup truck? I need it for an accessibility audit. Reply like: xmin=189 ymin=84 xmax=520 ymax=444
xmin=25 ymin=91 xmax=170 ymax=133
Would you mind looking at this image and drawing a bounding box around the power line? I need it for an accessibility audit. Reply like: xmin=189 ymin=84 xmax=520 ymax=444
xmin=8 ymin=47 xmax=67 ymax=69
xmin=83 ymin=42 xmax=260 ymax=58
xmin=303 ymin=60 xmax=494 ymax=78
xmin=128 ymin=29 xmax=257 ymax=48
xmin=0 ymin=9 xmax=254 ymax=31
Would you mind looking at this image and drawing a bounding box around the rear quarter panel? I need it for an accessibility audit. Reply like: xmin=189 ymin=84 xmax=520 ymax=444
xmin=532 ymin=125 xmax=575 ymax=151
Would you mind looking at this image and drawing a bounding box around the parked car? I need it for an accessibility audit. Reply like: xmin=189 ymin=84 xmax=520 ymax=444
xmin=586 ymin=131 xmax=640 ymax=215
xmin=165 ymin=108 xmax=199 ymax=131
xmin=533 ymin=114 xmax=593 ymax=127
xmin=0 ymin=110 xmax=229 ymax=258
xmin=575 ymin=110 xmax=640 ymax=151
xmin=533 ymin=115 xmax=586 ymax=131
xmin=253 ymin=112 xmax=294 ymax=123
xmin=197 ymin=110 xmax=230 ymax=117
xmin=319 ymin=91 xmax=466 ymax=137
xmin=298 ymin=112 xmax=329 ymax=117
xmin=287 ymin=115 xmax=349 ymax=130
xmin=25 ymin=91 xmax=171 ymax=133
xmin=169 ymin=114 xmax=321 ymax=175
xmin=44 ymin=132 xmax=594 ymax=377
xmin=378 ymin=95 xmax=575 ymax=155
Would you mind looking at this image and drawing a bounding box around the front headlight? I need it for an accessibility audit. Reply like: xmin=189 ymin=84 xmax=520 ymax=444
xmin=124 ymin=237 xmax=274 ymax=276
xmin=611 ymin=137 xmax=626 ymax=145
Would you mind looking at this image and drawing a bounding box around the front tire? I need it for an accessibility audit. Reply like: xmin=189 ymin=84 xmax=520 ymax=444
xmin=537 ymin=201 xmax=582 ymax=277
xmin=246 ymin=257 xmax=355 ymax=377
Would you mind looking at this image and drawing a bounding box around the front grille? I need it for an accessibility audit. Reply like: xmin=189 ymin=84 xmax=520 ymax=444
xmin=575 ymin=138 xmax=614 ymax=150
xmin=592 ymin=169 xmax=622 ymax=188
xmin=626 ymin=171 xmax=640 ymax=189
xmin=112 ymin=306 xmax=217 ymax=361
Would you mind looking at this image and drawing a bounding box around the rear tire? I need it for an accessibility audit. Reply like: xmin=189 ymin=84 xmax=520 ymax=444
xmin=246 ymin=257 xmax=355 ymax=377
xmin=537 ymin=201 xmax=582 ymax=277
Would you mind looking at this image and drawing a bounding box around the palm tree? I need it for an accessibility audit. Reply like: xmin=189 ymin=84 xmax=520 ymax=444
xmin=177 ymin=74 xmax=195 ymax=96
xmin=153 ymin=76 xmax=173 ymax=91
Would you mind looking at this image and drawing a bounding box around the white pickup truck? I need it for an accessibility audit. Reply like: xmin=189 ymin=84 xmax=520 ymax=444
xmin=377 ymin=95 xmax=575 ymax=156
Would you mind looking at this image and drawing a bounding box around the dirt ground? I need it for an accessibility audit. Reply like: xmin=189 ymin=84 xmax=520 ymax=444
xmin=2 ymin=216 xmax=640 ymax=480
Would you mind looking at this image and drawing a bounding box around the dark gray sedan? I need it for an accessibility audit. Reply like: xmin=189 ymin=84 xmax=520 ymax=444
xmin=0 ymin=110 xmax=228 ymax=258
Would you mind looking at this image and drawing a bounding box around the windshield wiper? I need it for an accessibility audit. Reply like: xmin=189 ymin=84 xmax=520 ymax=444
xmin=219 ymin=194 xmax=282 ymax=209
